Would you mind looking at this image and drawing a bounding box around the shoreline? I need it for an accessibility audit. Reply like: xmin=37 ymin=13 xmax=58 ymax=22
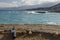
xmin=0 ymin=24 xmax=60 ymax=34
xmin=0 ymin=24 xmax=60 ymax=40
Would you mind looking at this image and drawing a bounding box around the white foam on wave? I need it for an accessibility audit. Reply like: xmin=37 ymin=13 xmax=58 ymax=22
xmin=45 ymin=13 xmax=49 ymax=14
xmin=27 ymin=11 xmax=35 ymax=14
xmin=47 ymin=22 xmax=57 ymax=25
xmin=26 ymin=11 xmax=39 ymax=14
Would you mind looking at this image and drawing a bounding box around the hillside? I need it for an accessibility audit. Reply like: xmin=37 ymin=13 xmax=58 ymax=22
xmin=49 ymin=3 xmax=60 ymax=12
xmin=0 ymin=2 xmax=60 ymax=12
xmin=0 ymin=2 xmax=58 ymax=11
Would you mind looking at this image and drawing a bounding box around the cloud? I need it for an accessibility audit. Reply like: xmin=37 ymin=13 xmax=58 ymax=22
xmin=11 ymin=0 xmax=25 ymax=6
xmin=21 ymin=0 xmax=58 ymax=5
xmin=0 ymin=0 xmax=59 ymax=7
xmin=40 ymin=0 xmax=57 ymax=2
xmin=0 ymin=2 xmax=18 ymax=7
xmin=10 ymin=0 xmax=59 ymax=6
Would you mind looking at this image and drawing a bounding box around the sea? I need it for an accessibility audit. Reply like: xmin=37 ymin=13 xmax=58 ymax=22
xmin=0 ymin=11 xmax=60 ymax=25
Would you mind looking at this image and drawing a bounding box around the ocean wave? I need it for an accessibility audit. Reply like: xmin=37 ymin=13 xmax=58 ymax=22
xmin=47 ymin=22 xmax=57 ymax=25
xmin=26 ymin=11 xmax=39 ymax=14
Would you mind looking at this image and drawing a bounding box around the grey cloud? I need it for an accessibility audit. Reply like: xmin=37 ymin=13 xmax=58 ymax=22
xmin=0 ymin=2 xmax=18 ymax=7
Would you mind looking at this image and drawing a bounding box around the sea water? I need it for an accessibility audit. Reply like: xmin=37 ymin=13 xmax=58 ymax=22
xmin=0 ymin=11 xmax=60 ymax=25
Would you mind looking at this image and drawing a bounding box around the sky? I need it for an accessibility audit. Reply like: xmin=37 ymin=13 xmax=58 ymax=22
xmin=0 ymin=0 xmax=60 ymax=7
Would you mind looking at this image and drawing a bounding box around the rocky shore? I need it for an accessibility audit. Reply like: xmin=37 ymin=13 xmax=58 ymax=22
xmin=0 ymin=24 xmax=60 ymax=40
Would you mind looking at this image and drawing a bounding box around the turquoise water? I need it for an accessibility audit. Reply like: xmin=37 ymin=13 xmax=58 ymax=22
xmin=0 ymin=11 xmax=60 ymax=25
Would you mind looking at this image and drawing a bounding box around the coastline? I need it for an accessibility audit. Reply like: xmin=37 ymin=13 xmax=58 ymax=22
xmin=0 ymin=24 xmax=60 ymax=40
xmin=0 ymin=24 xmax=60 ymax=34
